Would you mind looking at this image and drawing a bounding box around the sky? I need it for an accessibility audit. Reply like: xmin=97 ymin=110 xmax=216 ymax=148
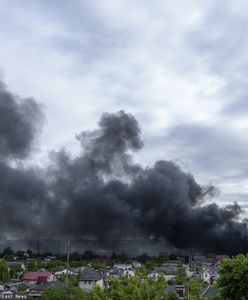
xmin=0 ymin=0 xmax=248 ymax=211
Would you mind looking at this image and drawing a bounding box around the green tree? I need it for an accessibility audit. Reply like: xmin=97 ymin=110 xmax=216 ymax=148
xmin=159 ymin=252 xmax=169 ymax=263
xmin=188 ymin=279 xmax=206 ymax=299
xmin=60 ymin=275 xmax=78 ymax=287
xmin=27 ymin=249 xmax=33 ymax=258
xmin=218 ymin=254 xmax=248 ymax=300
xmin=45 ymin=259 xmax=64 ymax=271
xmin=0 ymin=259 xmax=11 ymax=282
xmin=28 ymin=259 xmax=41 ymax=271
xmin=2 ymin=247 xmax=14 ymax=259
xmin=15 ymin=250 xmax=25 ymax=260
xmin=167 ymin=292 xmax=179 ymax=300
xmin=41 ymin=287 xmax=87 ymax=300
xmin=174 ymin=266 xmax=187 ymax=284
xmin=102 ymin=275 xmax=168 ymax=300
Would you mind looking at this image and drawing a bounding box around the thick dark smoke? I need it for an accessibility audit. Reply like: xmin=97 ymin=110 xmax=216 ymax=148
xmin=0 ymin=80 xmax=43 ymax=159
xmin=0 ymin=80 xmax=47 ymax=235
xmin=47 ymin=111 xmax=248 ymax=254
xmin=0 ymin=80 xmax=248 ymax=254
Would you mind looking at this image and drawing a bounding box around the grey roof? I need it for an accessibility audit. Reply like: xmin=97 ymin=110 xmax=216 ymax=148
xmin=54 ymin=265 xmax=66 ymax=272
xmin=79 ymin=270 xmax=104 ymax=281
xmin=29 ymin=281 xmax=64 ymax=292
xmin=9 ymin=282 xmax=30 ymax=292
xmin=165 ymin=285 xmax=176 ymax=293
xmin=163 ymin=264 xmax=178 ymax=274
xmin=201 ymin=286 xmax=217 ymax=297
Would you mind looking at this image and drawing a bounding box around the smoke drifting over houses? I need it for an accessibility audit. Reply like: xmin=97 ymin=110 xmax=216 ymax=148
xmin=0 ymin=79 xmax=248 ymax=255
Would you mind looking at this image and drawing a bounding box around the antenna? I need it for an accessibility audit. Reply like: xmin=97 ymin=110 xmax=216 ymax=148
xmin=66 ymin=236 xmax=70 ymax=290
xmin=37 ymin=238 xmax=40 ymax=255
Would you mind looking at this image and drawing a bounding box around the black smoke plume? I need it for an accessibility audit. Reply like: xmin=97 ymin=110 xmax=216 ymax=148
xmin=0 ymin=80 xmax=248 ymax=254
xmin=0 ymin=80 xmax=43 ymax=159
xmin=0 ymin=79 xmax=46 ymax=235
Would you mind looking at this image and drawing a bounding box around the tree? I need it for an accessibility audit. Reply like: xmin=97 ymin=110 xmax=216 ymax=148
xmin=159 ymin=252 xmax=169 ymax=263
xmin=27 ymin=249 xmax=33 ymax=258
xmin=218 ymin=254 xmax=248 ymax=300
xmin=138 ymin=252 xmax=149 ymax=263
xmin=2 ymin=247 xmax=14 ymax=258
xmin=0 ymin=259 xmax=10 ymax=282
xmin=167 ymin=292 xmax=179 ymax=300
xmin=174 ymin=266 xmax=187 ymax=284
xmin=188 ymin=279 xmax=206 ymax=300
xmin=28 ymin=259 xmax=41 ymax=271
xmin=41 ymin=287 xmax=87 ymax=300
xmin=103 ymin=275 xmax=168 ymax=300
xmin=15 ymin=250 xmax=25 ymax=260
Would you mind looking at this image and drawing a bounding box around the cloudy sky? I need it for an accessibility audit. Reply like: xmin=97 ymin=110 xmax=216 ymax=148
xmin=0 ymin=0 xmax=248 ymax=210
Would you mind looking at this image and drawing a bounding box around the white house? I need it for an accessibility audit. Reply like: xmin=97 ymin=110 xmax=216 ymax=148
xmin=200 ymin=269 xmax=211 ymax=283
xmin=54 ymin=268 xmax=74 ymax=277
xmin=123 ymin=269 xmax=135 ymax=277
xmin=132 ymin=262 xmax=142 ymax=269
xmin=78 ymin=270 xmax=104 ymax=292
xmin=113 ymin=264 xmax=132 ymax=270
xmin=148 ymin=270 xmax=160 ymax=279
xmin=164 ymin=274 xmax=176 ymax=281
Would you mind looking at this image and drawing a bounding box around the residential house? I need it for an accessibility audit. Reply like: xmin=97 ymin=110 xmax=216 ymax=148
xmin=162 ymin=263 xmax=178 ymax=275
xmin=43 ymin=256 xmax=57 ymax=262
xmin=165 ymin=285 xmax=185 ymax=300
xmin=4 ymin=282 xmax=30 ymax=293
xmin=108 ymin=269 xmax=123 ymax=279
xmin=148 ymin=270 xmax=161 ymax=279
xmin=122 ymin=269 xmax=134 ymax=277
xmin=113 ymin=264 xmax=132 ymax=270
xmin=0 ymin=282 xmax=30 ymax=299
xmin=199 ymin=269 xmax=211 ymax=283
xmin=189 ymin=256 xmax=207 ymax=272
xmin=206 ymin=257 xmax=214 ymax=266
xmin=201 ymin=286 xmax=217 ymax=298
xmin=54 ymin=267 xmax=74 ymax=277
xmin=164 ymin=274 xmax=176 ymax=282
xmin=22 ymin=272 xmax=56 ymax=285
xmin=28 ymin=281 xmax=64 ymax=298
xmin=209 ymin=266 xmax=220 ymax=282
xmin=213 ymin=255 xmax=229 ymax=267
xmin=78 ymin=270 xmax=104 ymax=292
xmin=132 ymin=262 xmax=142 ymax=269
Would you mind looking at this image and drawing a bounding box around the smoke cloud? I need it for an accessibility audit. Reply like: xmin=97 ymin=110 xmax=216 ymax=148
xmin=0 ymin=80 xmax=248 ymax=254
xmin=0 ymin=79 xmax=46 ymax=235
xmin=0 ymin=80 xmax=43 ymax=159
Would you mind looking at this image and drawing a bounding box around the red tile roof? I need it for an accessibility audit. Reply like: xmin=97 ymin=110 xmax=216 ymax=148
xmin=22 ymin=272 xmax=52 ymax=281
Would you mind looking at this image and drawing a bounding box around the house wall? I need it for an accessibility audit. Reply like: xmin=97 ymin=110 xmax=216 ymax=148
xmin=78 ymin=279 xmax=104 ymax=291
xmin=123 ymin=270 xmax=134 ymax=277
xmin=47 ymin=274 xmax=56 ymax=282
xmin=22 ymin=280 xmax=36 ymax=285
xmin=201 ymin=271 xmax=210 ymax=283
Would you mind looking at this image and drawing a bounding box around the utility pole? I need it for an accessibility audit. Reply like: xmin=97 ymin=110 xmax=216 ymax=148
xmin=66 ymin=235 xmax=70 ymax=290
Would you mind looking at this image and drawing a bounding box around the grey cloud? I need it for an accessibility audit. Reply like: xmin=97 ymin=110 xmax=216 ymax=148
xmin=187 ymin=1 xmax=248 ymax=115
xmin=222 ymin=96 xmax=248 ymax=116
xmin=163 ymin=122 xmax=248 ymax=178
